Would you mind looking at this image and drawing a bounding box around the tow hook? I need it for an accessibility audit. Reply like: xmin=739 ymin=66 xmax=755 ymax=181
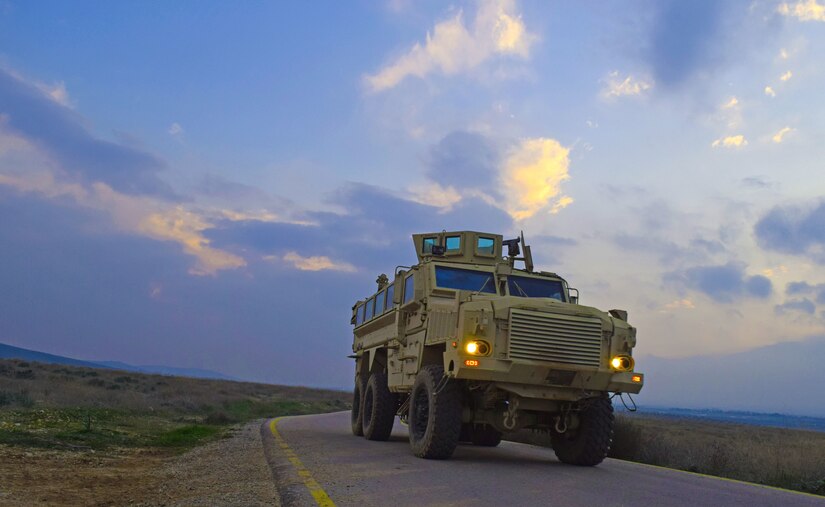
xmin=554 ymin=404 xmax=572 ymax=433
xmin=502 ymin=397 xmax=520 ymax=430
xmin=554 ymin=415 xmax=567 ymax=433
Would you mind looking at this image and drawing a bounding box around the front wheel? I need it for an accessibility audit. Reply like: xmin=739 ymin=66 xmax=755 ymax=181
xmin=551 ymin=396 xmax=614 ymax=466
xmin=408 ymin=365 xmax=462 ymax=459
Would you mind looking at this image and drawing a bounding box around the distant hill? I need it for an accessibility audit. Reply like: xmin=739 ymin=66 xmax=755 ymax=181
xmin=0 ymin=342 xmax=236 ymax=381
xmin=0 ymin=343 xmax=106 ymax=369
xmin=635 ymin=335 xmax=825 ymax=418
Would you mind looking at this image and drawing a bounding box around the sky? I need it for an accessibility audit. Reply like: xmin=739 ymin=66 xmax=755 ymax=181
xmin=1 ymin=1 xmax=825 ymax=398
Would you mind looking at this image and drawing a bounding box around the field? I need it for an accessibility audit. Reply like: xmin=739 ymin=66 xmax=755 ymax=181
xmin=0 ymin=358 xmax=350 ymax=504
xmin=4 ymin=358 xmax=825 ymax=502
xmin=511 ymin=411 xmax=825 ymax=497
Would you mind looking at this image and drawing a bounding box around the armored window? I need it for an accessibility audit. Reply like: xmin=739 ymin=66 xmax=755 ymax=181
xmin=445 ymin=236 xmax=461 ymax=252
xmin=385 ymin=284 xmax=395 ymax=309
xmin=403 ymin=273 xmax=415 ymax=304
xmin=365 ymin=298 xmax=375 ymax=321
xmin=477 ymin=237 xmax=495 ymax=255
xmin=422 ymin=237 xmax=437 ymax=254
xmin=356 ymin=304 xmax=365 ymax=326
xmin=375 ymin=290 xmax=386 ymax=315
xmin=435 ymin=266 xmax=496 ymax=294
xmin=508 ymin=275 xmax=565 ymax=301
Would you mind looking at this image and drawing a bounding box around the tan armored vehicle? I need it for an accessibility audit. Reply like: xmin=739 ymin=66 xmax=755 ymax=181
xmin=349 ymin=231 xmax=643 ymax=465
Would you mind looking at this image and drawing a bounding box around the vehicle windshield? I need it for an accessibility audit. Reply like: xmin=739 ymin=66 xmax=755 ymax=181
xmin=508 ymin=275 xmax=565 ymax=301
xmin=435 ymin=266 xmax=496 ymax=294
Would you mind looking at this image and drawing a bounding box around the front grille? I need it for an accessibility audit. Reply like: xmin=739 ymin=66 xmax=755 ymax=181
xmin=508 ymin=309 xmax=603 ymax=367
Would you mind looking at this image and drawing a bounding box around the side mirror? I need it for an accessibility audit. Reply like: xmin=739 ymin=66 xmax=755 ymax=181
xmin=568 ymin=287 xmax=579 ymax=305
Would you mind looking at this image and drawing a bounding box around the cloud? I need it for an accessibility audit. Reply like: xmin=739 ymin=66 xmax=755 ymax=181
xmin=600 ymin=71 xmax=653 ymax=99
xmin=406 ymin=182 xmax=462 ymax=210
xmin=720 ymin=96 xmax=739 ymax=109
xmin=426 ymin=131 xmax=499 ymax=193
xmin=364 ymin=0 xmax=536 ymax=92
xmin=0 ymin=66 xmax=317 ymax=276
xmin=741 ymin=176 xmax=775 ymax=189
xmin=778 ymin=0 xmax=825 ymax=21
xmin=279 ymin=252 xmax=356 ymax=272
xmin=764 ymin=86 xmax=776 ymax=97
xmin=647 ymin=0 xmax=727 ymax=88
xmin=775 ymin=298 xmax=816 ymax=315
xmin=755 ymin=201 xmax=825 ymax=263
xmin=0 ymin=68 xmax=174 ymax=198
xmin=665 ymin=262 xmax=773 ymax=303
xmin=532 ymin=234 xmax=578 ymax=247
xmin=663 ymin=299 xmax=696 ymax=310
xmin=168 ymin=122 xmax=184 ymax=136
xmin=33 ymin=80 xmax=72 ymax=107
xmin=138 ymin=206 xmax=246 ymax=275
xmin=0 ymin=170 xmax=247 ymax=275
xmin=711 ymin=135 xmax=747 ymax=148
xmin=500 ymin=137 xmax=571 ymax=220
xmin=772 ymin=126 xmax=794 ymax=143
xmin=785 ymin=281 xmax=825 ymax=303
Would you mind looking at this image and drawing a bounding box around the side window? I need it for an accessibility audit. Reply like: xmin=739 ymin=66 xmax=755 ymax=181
xmin=422 ymin=237 xmax=437 ymax=254
xmin=477 ymin=237 xmax=495 ymax=255
xmin=385 ymin=284 xmax=395 ymax=310
xmin=375 ymin=291 xmax=385 ymax=315
xmin=356 ymin=304 xmax=365 ymax=326
xmin=403 ymin=273 xmax=415 ymax=304
xmin=445 ymin=236 xmax=461 ymax=252
xmin=365 ymin=298 xmax=375 ymax=321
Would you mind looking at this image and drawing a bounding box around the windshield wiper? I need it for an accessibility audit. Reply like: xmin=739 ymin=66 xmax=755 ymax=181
xmin=472 ymin=275 xmax=492 ymax=296
xmin=511 ymin=279 xmax=528 ymax=297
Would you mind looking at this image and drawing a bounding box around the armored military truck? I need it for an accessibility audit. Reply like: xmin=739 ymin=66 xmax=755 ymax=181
xmin=349 ymin=231 xmax=643 ymax=465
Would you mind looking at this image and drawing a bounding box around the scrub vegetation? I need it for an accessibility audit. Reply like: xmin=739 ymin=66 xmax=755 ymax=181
xmin=510 ymin=412 xmax=825 ymax=497
xmin=0 ymin=358 xmax=349 ymax=452
xmin=609 ymin=414 xmax=825 ymax=496
xmin=0 ymin=358 xmax=349 ymax=505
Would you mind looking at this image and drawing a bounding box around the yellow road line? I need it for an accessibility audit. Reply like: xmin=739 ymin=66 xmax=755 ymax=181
xmin=269 ymin=418 xmax=336 ymax=507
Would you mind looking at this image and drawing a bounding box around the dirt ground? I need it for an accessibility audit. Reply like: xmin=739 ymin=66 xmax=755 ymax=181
xmin=0 ymin=421 xmax=279 ymax=506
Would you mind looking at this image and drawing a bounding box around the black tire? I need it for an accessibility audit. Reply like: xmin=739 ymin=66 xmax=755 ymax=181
xmin=470 ymin=424 xmax=502 ymax=447
xmin=362 ymin=371 xmax=398 ymax=441
xmin=350 ymin=376 xmax=366 ymax=436
xmin=408 ymin=365 xmax=462 ymax=459
xmin=551 ymin=396 xmax=614 ymax=466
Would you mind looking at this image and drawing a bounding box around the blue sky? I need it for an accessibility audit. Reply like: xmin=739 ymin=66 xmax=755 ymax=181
xmin=1 ymin=0 xmax=825 ymax=396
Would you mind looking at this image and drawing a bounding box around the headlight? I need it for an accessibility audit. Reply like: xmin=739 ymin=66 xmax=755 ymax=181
xmin=610 ymin=355 xmax=634 ymax=372
xmin=464 ymin=340 xmax=491 ymax=356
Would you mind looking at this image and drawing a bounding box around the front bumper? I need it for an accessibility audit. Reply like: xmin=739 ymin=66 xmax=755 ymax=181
xmin=448 ymin=355 xmax=644 ymax=399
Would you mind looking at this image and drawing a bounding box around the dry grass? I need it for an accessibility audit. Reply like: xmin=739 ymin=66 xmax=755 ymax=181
xmin=0 ymin=358 xmax=350 ymax=451
xmin=609 ymin=413 xmax=825 ymax=496
xmin=510 ymin=412 xmax=825 ymax=496
xmin=0 ymin=358 xmax=350 ymax=505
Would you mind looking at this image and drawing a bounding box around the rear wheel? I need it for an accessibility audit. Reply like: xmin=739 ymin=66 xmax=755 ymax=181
xmin=350 ymin=376 xmax=366 ymax=436
xmin=470 ymin=424 xmax=502 ymax=447
xmin=408 ymin=365 xmax=462 ymax=459
xmin=362 ymin=371 xmax=397 ymax=441
xmin=551 ymin=396 xmax=614 ymax=466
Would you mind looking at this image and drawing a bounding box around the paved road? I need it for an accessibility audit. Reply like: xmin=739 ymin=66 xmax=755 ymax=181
xmin=262 ymin=411 xmax=824 ymax=507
